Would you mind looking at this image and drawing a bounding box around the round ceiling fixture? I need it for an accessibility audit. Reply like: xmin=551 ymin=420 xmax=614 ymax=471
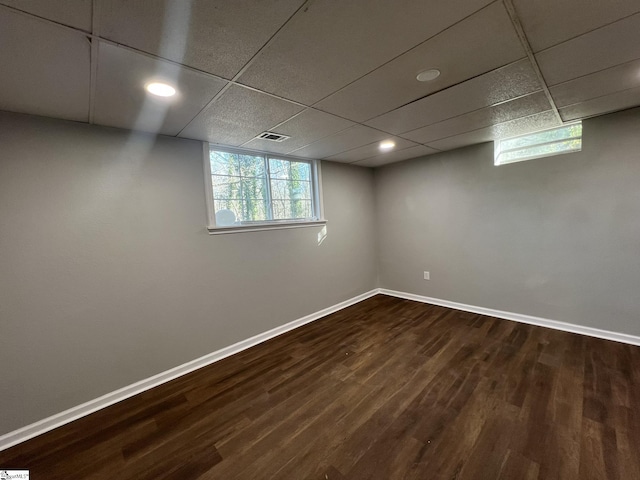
xmin=145 ymin=82 xmax=177 ymax=97
xmin=416 ymin=69 xmax=441 ymax=82
xmin=379 ymin=140 xmax=396 ymax=151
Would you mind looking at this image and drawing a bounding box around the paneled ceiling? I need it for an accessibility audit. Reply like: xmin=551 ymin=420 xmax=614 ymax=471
xmin=1 ymin=0 xmax=639 ymax=167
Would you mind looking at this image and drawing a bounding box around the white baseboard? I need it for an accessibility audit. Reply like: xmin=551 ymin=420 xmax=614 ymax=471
xmin=0 ymin=289 xmax=378 ymax=452
xmin=379 ymin=288 xmax=640 ymax=347
xmin=4 ymin=287 xmax=638 ymax=452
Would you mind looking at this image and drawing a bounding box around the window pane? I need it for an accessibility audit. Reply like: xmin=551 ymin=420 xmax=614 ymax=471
xmin=214 ymin=196 xmax=268 ymax=223
xmin=210 ymin=149 xmax=269 ymax=224
xmin=500 ymin=123 xmax=582 ymax=151
xmin=210 ymin=150 xmax=239 ymax=176
xmin=291 ymin=161 xmax=311 ymax=182
xmin=268 ymin=158 xmax=288 ymax=179
xmin=497 ymin=139 xmax=582 ymax=165
xmin=270 ymin=179 xmax=311 ymax=201
xmin=269 ymin=157 xmax=314 ymax=221
xmin=239 ymin=197 xmax=268 ymax=222
xmin=269 ymin=158 xmax=311 ymax=181
xmin=208 ymin=147 xmax=319 ymax=228
xmin=272 ymin=199 xmax=312 ymax=220
xmin=214 ymin=199 xmax=242 ymax=226
xmin=495 ymin=122 xmax=582 ymax=165
xmin=238 ymin=154 xmax=266 ymax=178
xmin=211 ymin=175 xmax=240 ymax=192
xmin=212 ymin=177 xmax=267 ymax=204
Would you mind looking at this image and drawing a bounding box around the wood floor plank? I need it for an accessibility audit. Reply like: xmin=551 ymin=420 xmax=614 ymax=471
xmin=1 ymin=294 xmax=638 ymax=479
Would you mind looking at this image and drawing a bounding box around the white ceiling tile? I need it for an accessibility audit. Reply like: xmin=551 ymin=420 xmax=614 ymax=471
xmin=3 ymin=0 xmax=640 ymax=160
xmin=403 ymin=92 xmax=551 ymax=144
xmin=0 ymin=0 xmax=92 ymax=31
xmin=94 ymin=43 xmax=227 ymax=136
xmin=325 ymin=137 xmax=419 ymax=163
xmin=426 ymin=111 xmax=561 ymax=151
xmin=98 ymin=0 xmax=306 ymax=79
xmin=289 ymin=125 xmax=389 ymax=159
xmin=559 ymin=87 xmax=640 ymax=122
xmin=426 ymin=129 xmax=494 ymax=152
xmin=237 ymin=0 xmax=494 ymax=105
xmin=536 ymin=13 xmax=640 ymax=86
xmin=0 ymin=9 xmax=89 ymax=121
xmin=179 ymin=85 xmax=304 ymax=146
xmin=366 ymin=59 xmax=540 ymax=134
xmin=352 ymin=145 xmax=438 ymax=168
xmin=315 ymin=2 xmax=525 ymax=122
xmin=488 ymin=111 xmax=562 ymax=139
xmin=513 ymin=0 xmax=640 ymax=52
xmin=550 ymin=59 xmax=640 ymax=108
xmin=242 ymin=108 xmax=354 ymax=154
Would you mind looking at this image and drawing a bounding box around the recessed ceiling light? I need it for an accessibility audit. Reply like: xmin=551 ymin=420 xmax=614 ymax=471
xmin=379 ymin=140 xmax=396 ymax=151
xmin=416 ymin=69 xmax=441 ymax=82
xmin=145 ymin=82 xmax=176 ymax=97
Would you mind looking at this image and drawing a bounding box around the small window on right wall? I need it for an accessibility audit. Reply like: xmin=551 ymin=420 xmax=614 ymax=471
xmin=494 ymin=122 xmax=582 ymax=166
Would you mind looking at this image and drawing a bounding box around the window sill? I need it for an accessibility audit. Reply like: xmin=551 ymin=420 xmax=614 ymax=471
xmin=207 ymin=220 xmax=327 ymax=235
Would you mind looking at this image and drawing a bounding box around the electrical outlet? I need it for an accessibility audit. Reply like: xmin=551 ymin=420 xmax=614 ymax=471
xmin=423 ymin=271 xmax=430 ymax=280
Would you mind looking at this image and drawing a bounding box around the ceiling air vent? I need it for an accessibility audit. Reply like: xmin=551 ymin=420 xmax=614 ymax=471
xmin=256 ymin=131 xmax=290 ymax=142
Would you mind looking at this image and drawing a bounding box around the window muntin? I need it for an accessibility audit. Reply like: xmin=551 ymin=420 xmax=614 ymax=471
xmin=495 ymin=122 xmax=582 ymax=165
xmin=206 ymin=146 xmax=322 ymax=231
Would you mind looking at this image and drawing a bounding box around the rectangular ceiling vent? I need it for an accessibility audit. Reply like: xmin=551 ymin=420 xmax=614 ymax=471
xmin=256 ymin=131 xmax=290 ymax=142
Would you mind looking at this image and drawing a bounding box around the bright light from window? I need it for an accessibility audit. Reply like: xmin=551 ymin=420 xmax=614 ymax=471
xmin=145 ymin=82 xmax=177 ymax=97
xmin=208 ymin=148 xmax=319 ymax=228
xmin=317 ymin=225 xmax=328 ymax=245
xmin=379 ymin=141 xmax=396 ymax=151
xmin=494 ymin=122 xmax=582 ymax=165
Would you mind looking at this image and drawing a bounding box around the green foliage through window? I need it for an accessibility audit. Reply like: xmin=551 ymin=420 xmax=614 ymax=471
xmin=495 ymin=122 xmax=582 ymax=165
xmin=210 ymin=148 xmax=316 ymax=226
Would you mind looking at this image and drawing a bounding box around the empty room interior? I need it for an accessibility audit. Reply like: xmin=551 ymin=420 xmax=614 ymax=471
xmin=2 ymin=0 xmax=640 ymax=478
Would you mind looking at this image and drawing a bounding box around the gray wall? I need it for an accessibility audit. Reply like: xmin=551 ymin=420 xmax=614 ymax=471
xmin=0 ymin=111 xmax=377 ymax=435
xmin=375 ymin=107 xmax=640 ymax=337
xmin=4 ymin=105 xmax=640 ymax=436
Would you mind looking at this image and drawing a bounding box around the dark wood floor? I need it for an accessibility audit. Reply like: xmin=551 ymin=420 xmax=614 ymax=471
xmin=1 ymin=295 xmax=639 ymax=479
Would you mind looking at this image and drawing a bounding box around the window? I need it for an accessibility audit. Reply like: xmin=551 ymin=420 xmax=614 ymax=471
xmin=494 ymin=122 xmax=582 ymax=166
xmin=204 ymin=145 xmax=324 ymax=233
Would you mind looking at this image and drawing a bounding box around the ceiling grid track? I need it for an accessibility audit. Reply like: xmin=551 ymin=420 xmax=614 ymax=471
xmin=176 ymin=0 xmax=316 ymax=138
xmin=307 ymin=1 xmax=498 ymax=109
xmin=394 ymin=86 xmax=546 ymax=139
xmin=229 ymin=0 xmax=315 ymax=83
xmin=0 ymin=3 xmax=87 ymax=36
xmin=0 ymin=0 xmax=413 ymax=157
xmin=418 ymin=108 xmax=556 ymax=145
xmin=502 ymin=0 xmax=563 ymax=124
xmin=3 ymin=1 xmax=639 ymax=166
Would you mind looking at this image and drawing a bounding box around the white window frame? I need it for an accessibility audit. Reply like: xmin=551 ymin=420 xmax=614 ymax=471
xmin=203 ymin=143 xmax=326 ymax=234
xmin=494 ymin=121 xmax=583 ymax=166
